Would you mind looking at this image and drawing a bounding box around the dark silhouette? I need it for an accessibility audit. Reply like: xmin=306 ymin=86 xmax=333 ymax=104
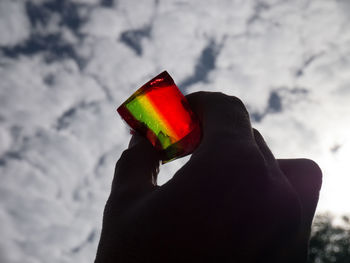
xmin=95 ymin=92 xmax=322 ymax=263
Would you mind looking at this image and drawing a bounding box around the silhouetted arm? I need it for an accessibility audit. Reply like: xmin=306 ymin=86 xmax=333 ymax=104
xmin=95 ymin=91 xmax=322 ymax=263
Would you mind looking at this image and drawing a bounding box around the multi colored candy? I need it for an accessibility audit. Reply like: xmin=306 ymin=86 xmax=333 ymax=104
xmin=117 ymin=71 xmax=201 ymax=163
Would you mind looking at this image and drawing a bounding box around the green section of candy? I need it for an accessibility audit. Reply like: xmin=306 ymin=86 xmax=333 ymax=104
xmin=125 ymin=97 xmax=172 ymax=149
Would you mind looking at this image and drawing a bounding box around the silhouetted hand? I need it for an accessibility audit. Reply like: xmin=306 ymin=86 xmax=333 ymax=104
xmin=95 ymin=92 xmax=322 ymax=263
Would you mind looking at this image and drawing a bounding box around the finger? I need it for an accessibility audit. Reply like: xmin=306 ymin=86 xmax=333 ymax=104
xmin=277 ymin=159 xmax=322 ymax=222
xmin=253 ymin=128 xmax=322 ymax=218
xmin=178 ymin=92 xmax=269 ymax=185
xmin=277 ymin=159 xmax=322 ymax=259
xmin=98 ymin=136 xmax=160 ymax=261
xmin=253 ymin=130 xmax=321 ymax=261
xmin=112 ymin=133 xmax=160 ymax=191
xmin=186 ymin=92 xmax=256 ymax=155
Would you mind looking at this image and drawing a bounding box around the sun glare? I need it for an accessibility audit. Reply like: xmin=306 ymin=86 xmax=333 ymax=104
xmin=318 ymin=136 xmax=350 ymax=215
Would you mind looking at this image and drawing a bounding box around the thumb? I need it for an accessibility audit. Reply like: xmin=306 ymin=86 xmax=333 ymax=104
xmin=96 ymin=134 xmax=160 ymax=262
xmin=112 ymin=133 xmax=160 ymax=191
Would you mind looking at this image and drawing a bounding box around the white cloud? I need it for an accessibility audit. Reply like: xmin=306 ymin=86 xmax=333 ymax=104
xmin=80 ymin=7 xmax=126 ymax=38
xmin=1 ymin=0 xmax=350 ymax=262
xmin=0 ymin=56 xmax=105 ymax=132
xmin=0 ymin=0 xmax=31 ymax=46
xmin=0 ymin=126 xmax=11 ymax=156
xmin=117 ymin=0 xmax=157 ymax=28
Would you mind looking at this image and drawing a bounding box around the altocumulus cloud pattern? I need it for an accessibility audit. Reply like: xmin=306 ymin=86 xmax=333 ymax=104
xmin=1 ymin=0 xmax=350 ymax=262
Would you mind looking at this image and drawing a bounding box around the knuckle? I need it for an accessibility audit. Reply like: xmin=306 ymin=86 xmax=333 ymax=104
xmin=117 ymin=149 xmax=131 ymax=165
xmin=208 ymin=91 xmax=228 ymax=102
xmin=227 ymin=96 xmax=249 ymax=114
xmin=185 ymin=91 xmax=206 ymax=103
xmin=187 ymin=91 xmax=248 ymax=115
xmin=115 ymin=149 xmax=134 ymax=172
xmin=210 ymin=93 xmax=249 ymax=114
xmin=299 ymin=158 xmax=323 ymax=190
xmin=223 ymin=142 xmax=270 ymax=175
xmin=252 ymin=128 xmax=260 ymax=136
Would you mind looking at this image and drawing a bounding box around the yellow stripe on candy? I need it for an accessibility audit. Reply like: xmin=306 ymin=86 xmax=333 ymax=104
xmin=117 ymin=71 xmax=202 ymax=163
xmin=125 ymin=94 xmax=179 ymax=149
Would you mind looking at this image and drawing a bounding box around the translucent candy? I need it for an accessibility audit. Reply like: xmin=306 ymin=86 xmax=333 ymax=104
xmin=117 ymin=71 xmax=201 ymax=163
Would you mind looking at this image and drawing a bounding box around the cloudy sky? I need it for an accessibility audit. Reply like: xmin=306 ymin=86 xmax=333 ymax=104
xmin=0 ymin=0 xmax=349 ymax=262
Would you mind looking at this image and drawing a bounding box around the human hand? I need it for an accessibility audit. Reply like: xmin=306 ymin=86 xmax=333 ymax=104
xmin=95 ymin=92 xmax=322 ymax=263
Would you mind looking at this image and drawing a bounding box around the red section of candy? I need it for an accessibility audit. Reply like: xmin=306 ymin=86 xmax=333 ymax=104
xmin=117 ymin=71 xmax=202 ymax=163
